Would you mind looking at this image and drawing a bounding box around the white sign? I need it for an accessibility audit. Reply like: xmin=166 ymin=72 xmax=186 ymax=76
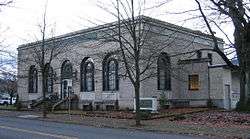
xmin=134 ymin=98 xmax=158 ymax=113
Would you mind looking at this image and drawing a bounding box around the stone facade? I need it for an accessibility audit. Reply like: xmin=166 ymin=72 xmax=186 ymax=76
xmin=17 ymin=16 xmax=240 ymax=110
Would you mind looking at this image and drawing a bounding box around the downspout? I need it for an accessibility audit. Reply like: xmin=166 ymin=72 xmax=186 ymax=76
xmin=207 ymin=64 xmax=211 ymax=104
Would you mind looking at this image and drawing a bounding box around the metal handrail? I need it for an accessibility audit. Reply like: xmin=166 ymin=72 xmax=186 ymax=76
xmin=51 ymin=98 xmax=67 ymax=112
xmin=30 ymin=93 xmax=55 ymax=107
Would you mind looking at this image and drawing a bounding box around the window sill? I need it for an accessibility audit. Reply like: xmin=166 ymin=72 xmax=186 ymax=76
xmin=81 ymin=91 xmax=95 ymax=93
xmin=188 ymin=89 xmax=199 ymax=91
xmin=102 ymin=91 xmax=118 ymax=94
xmin=157 ymin=89 xmax=171 ymax=91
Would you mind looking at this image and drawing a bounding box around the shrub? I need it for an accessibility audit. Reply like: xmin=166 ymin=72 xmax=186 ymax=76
xmin=15 ymin=102 xmax=22 ymax=111
xmin=140 ymin=110 xmax=152 ymax=120
xmin=207 ymin=99 xmax=213 ymax=108
xmin=170 ymin=114 xmax=186 ymax=121
xmin=236 ymin=100 xmax=250 ymax=112
xmin=159 ymin=92 xmax=169 ymax=109
xmin=125 ymin=107 xmax=130 ymax=112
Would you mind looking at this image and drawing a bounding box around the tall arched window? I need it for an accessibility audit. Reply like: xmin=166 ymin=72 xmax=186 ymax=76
xmin=28 ymin=65 xmax=38 ymax=93
xmin=45 ymin=64 xmax=53 ymax=94
xmin=81 ymin=58 xmax=94 ymax=92
xmin=103 ymin=56 xmax=119 ymax=91
xmin=157 ymin=53 xmax=171 ymax=90
xmin=108 ymin=60 xmax=117 ymax=91
xmin=61 ymin=60 xmax=73 ymax=80
xmin=61 ymin=60 xmax=73 ymax=99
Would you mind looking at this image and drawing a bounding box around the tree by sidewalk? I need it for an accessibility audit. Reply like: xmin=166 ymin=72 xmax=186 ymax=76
xmin=0 ymin=0 xmax=16 ymax=75
xmin=20 ymin=3 xmax=69 ymax=117
xmin=93 ymin=0 xmax=167 ymax=126
xmin=0 ymin=72 xmax=17 ymax=104
xmin=92 ymin=0 xmax=217 ymax=126
xmin=0 ymin=0 xmax=12 ymax=9
xmin=193 ymin=0 xmax=250 ymax=110
xmin=157 ymin=0 xmax=249 ymax=110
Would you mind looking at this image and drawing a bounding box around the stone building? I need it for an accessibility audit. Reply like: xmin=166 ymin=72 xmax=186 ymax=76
xmin=17 ymin=16 xmax=240 ymax=110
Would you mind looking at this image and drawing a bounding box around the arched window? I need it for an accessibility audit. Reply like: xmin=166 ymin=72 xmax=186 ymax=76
xmin=103 ymin=56 xmax=119 ymax=91
xmin=81 ymin=58 xmax=94 ymax=92
xmin=108 ymin=60 xmax=117 ymax=91
xmin=45 ymin=64 xmax=53 ymax=94
xmin=61 ymin=60 xmax=73 ymax=80
xmin=157 ymin=53 xmax=171 ymax=90
xmin=61 ymin=60 xmax=73 ymax=99
xmin=28 ymin=66 xmax=38 ymax=93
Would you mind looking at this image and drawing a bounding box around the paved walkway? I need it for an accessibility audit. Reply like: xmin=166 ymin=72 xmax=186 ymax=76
xmin=0 ymin=110 xmax=249 ymax=139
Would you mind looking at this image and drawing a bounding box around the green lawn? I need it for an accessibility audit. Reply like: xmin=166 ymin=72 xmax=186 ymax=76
xmin=0 ymin=105 xmax=16 ymax=110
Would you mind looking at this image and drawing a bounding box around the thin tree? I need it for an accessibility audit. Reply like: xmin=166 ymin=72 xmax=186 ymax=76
xmin=27 ymin=3 xmax=68 ymax=117
xmin=193 ymin=0 xmax=250 ymax=110
xmin=93 ymin=0 xmax=212 ymax=125
xmin=0 ymin=0 xmax=12 ymax=9
xmin=1 ymin=72 xmax=17 ymax=105
xmin=93 ymin=0 xmax=163 ymax=126
xmin=0 ymin=0 xmax=16 ymax=74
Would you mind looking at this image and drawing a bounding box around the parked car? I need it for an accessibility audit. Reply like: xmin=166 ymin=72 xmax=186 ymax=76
xmin=0 ymin=96 xmax=11 ymax=105
xmin=0 ymin=95 xmax=16 ymax=105
xmin=12 ymin=97 xmax=16 ymax=104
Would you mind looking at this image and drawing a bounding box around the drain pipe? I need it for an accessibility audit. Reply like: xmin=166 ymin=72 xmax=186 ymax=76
xmin=207 ymin=64 xmax=211 ymax=104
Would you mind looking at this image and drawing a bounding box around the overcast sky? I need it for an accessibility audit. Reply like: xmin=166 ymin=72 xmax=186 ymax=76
xmin=1 ymin=0 xmax=234 ymax=54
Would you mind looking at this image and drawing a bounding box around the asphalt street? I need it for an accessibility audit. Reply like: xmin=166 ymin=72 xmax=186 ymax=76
xmin=0 ymin=116 xmax=205 ymax=139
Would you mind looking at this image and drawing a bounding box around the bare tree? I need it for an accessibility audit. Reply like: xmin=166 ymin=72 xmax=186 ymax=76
xmin=192 ymin=0 xmax=250 ymax=110
xmin=93 ymin=0 xmax=165 ymax=126
xmin=22 ymin=4 xmax=68 ymax=117
xmin=0 ymin=72 xmax=17 ymax=104
xmin=0 ymin=0 xmax=16 ymax=74
xmin=156 ymin=0 xmax=249 ymax=110
xmin=0 ymin=0 xmax=13 ymax=9
xmin=92 ymin=0 xmax=215 ymax=125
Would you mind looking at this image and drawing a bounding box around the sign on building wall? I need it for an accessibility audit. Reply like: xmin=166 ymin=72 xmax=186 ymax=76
xmin=134 ymin=98 xmax=158 ymax=113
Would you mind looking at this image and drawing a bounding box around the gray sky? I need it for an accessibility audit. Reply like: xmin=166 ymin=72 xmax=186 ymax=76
xmin=1 ymin=0 xmax=234 ymax=54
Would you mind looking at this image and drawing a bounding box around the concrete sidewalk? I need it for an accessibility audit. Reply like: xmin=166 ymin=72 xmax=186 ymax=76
xmin=0 ymin=110 xmax=249 ymax=139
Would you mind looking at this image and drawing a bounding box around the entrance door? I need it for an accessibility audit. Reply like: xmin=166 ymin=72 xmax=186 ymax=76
xmin=61 ymin=79 xmax=72 ymax=99
xmin=61 ymin=60 xmax=73 ymax=99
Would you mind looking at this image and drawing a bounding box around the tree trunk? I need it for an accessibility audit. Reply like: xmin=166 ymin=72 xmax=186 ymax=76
xmin=42 ymin=71 xmax=47 ymax=118
xmin=246 ymin=71 xmax=250 ymax=103
xmin=233 ymin=25 xmax=244 ymax=109
xmin=134 ymin=82 xmax=141 ymax=126
xmin=245 ymin=29 xmax=250 ymax=105
xmin=10 ymin=93 xmax=13 ymax=105
xmin=239 ymin=68 xmax=246 ymax=102
xmin=244 ymin=46 xmax=250 ymax=106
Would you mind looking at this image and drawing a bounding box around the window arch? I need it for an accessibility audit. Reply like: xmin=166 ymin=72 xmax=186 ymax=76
xmin=157 ymin=53 xmax=171 ymax=90
xmin=28 ymin=65 xmax=38 ymax=93
xmin=61 ymin=60 xmax=73 ymax=80
xmin=61 ymin=60 xmax=73 ymax=98
xmin=103 ymin=55 xmax=119 ymax=91
xmin=81 ymin=58 xmax=95 ymax=92
xmin=45 ymin=64 xmax=53 ymax=94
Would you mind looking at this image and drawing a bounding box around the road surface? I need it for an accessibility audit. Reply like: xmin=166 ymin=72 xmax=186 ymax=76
xmin=0 ymin=116 xmax=205 ymax=139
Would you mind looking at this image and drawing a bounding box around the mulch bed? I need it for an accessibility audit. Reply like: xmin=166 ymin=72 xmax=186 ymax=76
xmin=53 ymin=108 xmax=250 ymax=129
xmin=172 ymin=110 xmax=250 ymax=128
xmin=54 ymin=108 xmax=209 ymax=120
